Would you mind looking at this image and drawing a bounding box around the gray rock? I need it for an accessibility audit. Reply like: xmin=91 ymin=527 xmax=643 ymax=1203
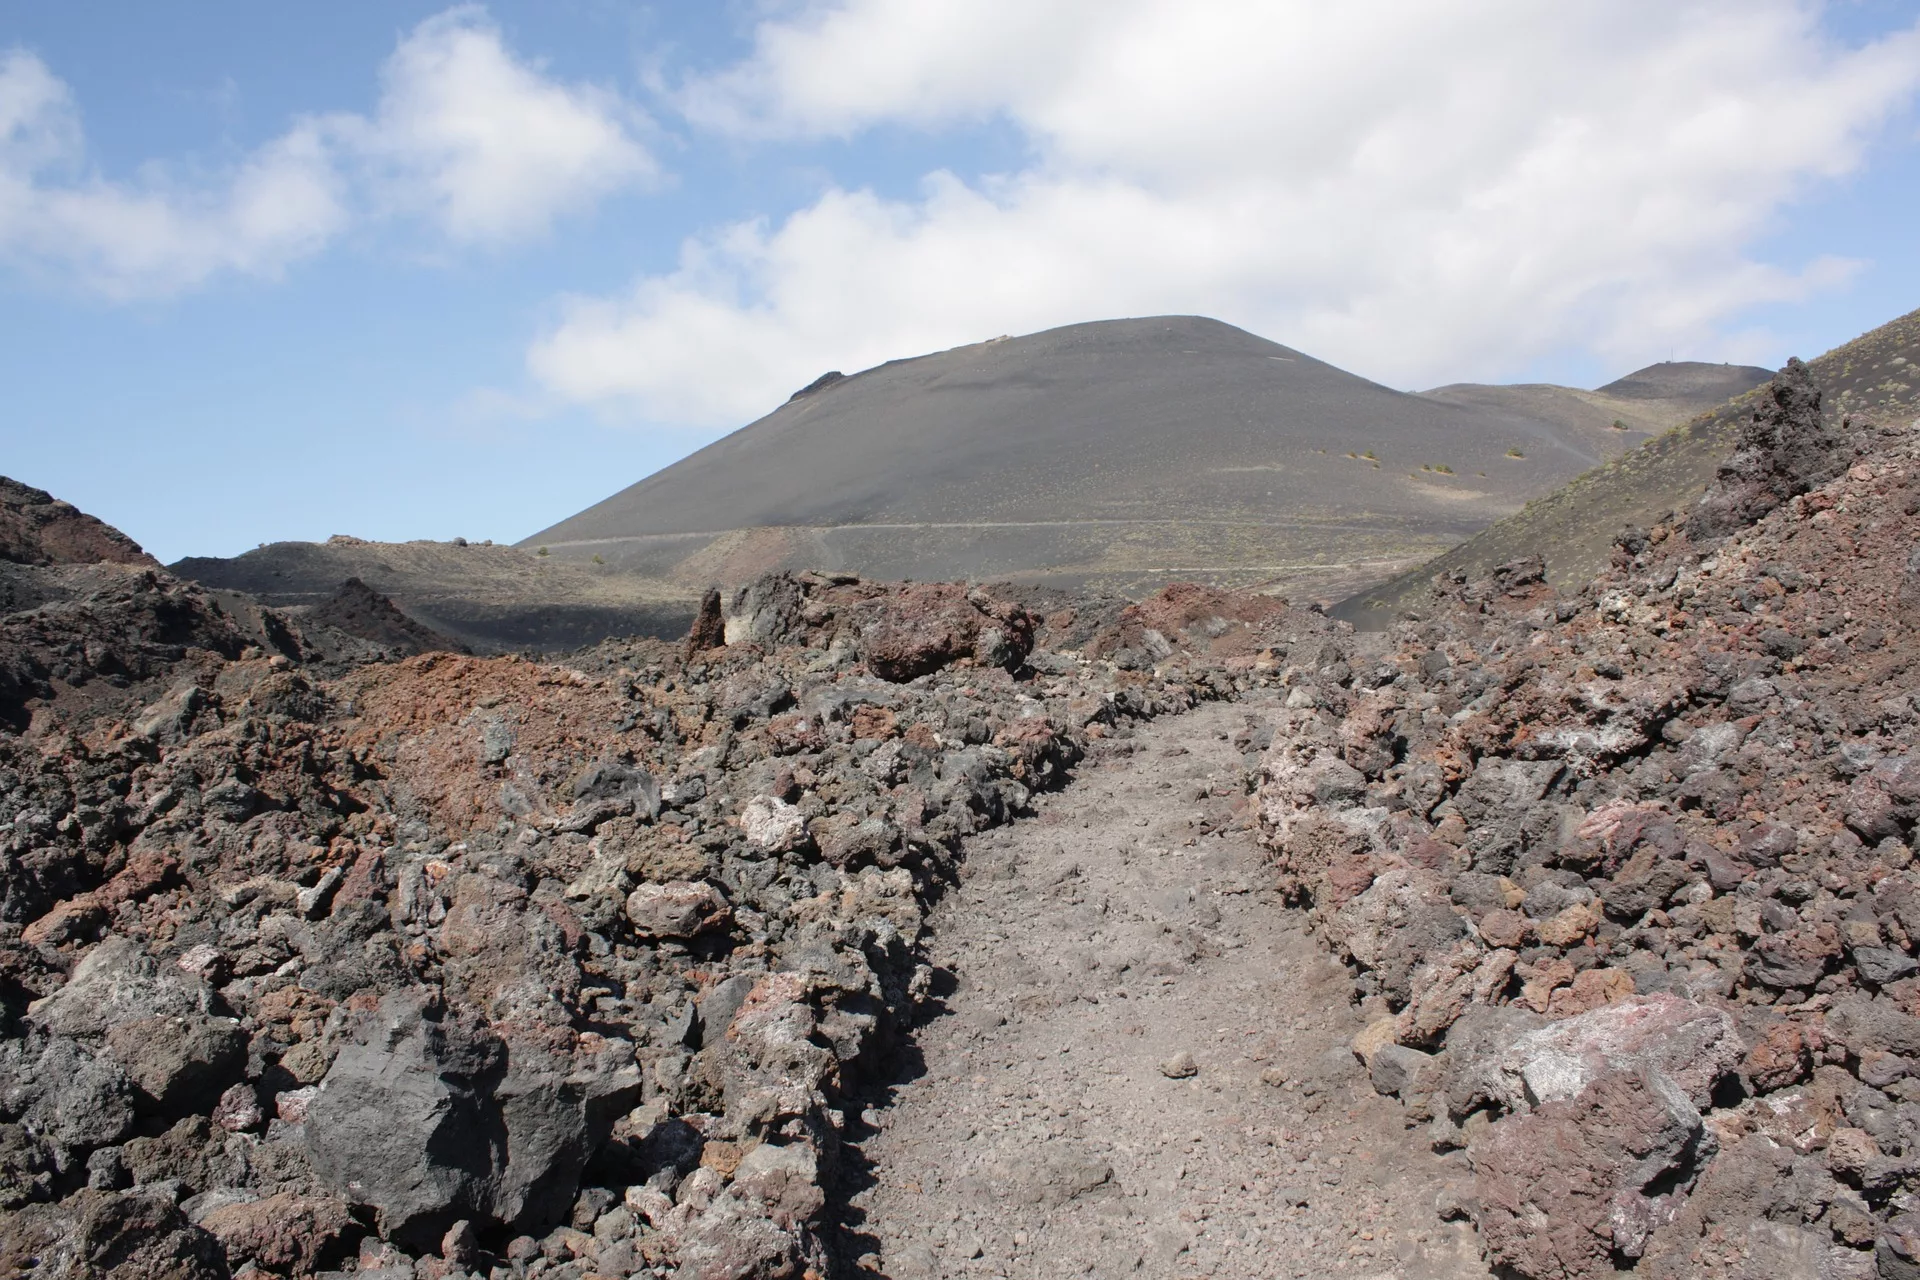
xmin=1305 ymin=756 xmax=1367 ymax=807
xmin=1882 ymin=1212 xmax=1920 ymax=1280
xmin=85 ymin=1143 xmax=129 ymax=1191
xmin=0 ymin=1122 xmax=55 ymax=1206
xmin=1439 ymin=1003 xmax=1551 ymax=1119
xmin=1855 ymin=946 xmax=1920 ymax=986
xmin=1692 ymin=358 xmax=1845 ymax=540
xmin=0 ymin=1032 xmax=138 ymax=1156
xmin=132 ymin=683 xmax=206 ymax=743
xmin=102 ymin=1014 xmax=248 ymax=1117
xmin=202 ymin=778 xmax=262 ymax=822
xmin=1828 ymin=996 xmax=1920 ymax=1059
xmin=1369 ymin=1044 xmax=1435 ymax=1098
xmin=303 ymin=993 xmax=641 ymax=1249
xmin=480 ymin=715 xmax=515 ymax=764
xmin=27 ymin=935 xmax=212 ymax=1041
xmin=697 ymin=975 xmax=758 ymax=1049
xmin=724 ymin=573 xmax=805 ymax=647
xmin=1452 ymin=758 xmax=1560 ymax=830
xmin=572 ymin=760 xmax=661 ymax=819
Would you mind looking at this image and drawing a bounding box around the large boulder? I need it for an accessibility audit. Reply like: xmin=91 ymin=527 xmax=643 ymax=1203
xmin=723 ymin=573 xmax=806 ymax=648
xmin=26 ymin=936 xmax=213 ymax=1040
xmin=302 ymin=993 xmax=640 ymax=1250
xmin=1483 ymin=993 xmax=1743 ymax=1113
xmin=0 ymin=1032 xmax=138 ymax=1161
xmin=1472 ymin=1068 xmax=1707 ymax=1278
xmin=861 ymin=584 xmax=1034 ymax=683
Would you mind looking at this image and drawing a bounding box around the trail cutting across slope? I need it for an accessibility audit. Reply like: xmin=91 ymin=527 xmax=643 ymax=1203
xmin=844 ymin=699 xmax=1489 ymax=1279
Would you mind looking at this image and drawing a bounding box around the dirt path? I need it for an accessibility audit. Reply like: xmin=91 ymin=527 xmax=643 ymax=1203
xmin=841 ymin=697 xmax=1490 ymax=1280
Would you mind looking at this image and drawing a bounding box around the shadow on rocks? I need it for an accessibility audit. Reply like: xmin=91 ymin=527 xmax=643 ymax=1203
xmin=822 ymin=1001 xmax=940 ymax=1277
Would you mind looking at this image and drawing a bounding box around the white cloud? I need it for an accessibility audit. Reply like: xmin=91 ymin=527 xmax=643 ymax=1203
xmin=534 ymin=0 xmax=1920 ymax=425
xmin=0 ymin=7 xmax=652 ymax=297
xmin=345 ymin=6 xmax=654 ymax=244
xmin=0 ymin=50 xmax=347 ymax=298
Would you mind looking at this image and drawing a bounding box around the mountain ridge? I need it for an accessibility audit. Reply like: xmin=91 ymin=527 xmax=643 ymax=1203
xmin=1333 ymin=306 xmax=1920 ymax=627
xmin=523 ymin=315 xmax=1759 ymax=603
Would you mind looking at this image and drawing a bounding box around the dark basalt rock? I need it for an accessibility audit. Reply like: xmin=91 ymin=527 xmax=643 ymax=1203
xmin=1692 ymin=358 xmax=1848 ymax=539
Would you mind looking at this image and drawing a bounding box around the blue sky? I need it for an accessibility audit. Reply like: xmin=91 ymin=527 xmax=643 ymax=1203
xmin=3 ymin=1 xmax=1918 ymax=562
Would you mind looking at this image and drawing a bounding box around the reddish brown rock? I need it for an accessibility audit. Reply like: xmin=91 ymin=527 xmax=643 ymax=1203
xmin=684 ymin=587 xmax=727 ymax=657
xmin=1473 ymin=1069 xmax=1704 ymax=1277
xmin=1544 ymin=967 xmax=1636 ymax=1018
xmin=862 ymin=583 xmax=1034 ymax=682
xmin=0 ymin=1188 xmax=226 ymax=1280
xmin=0 ymin=476 xmax=158 ymax=567
xmin=1477 ymin=908 xmax=1530 ymax=949
xmin=1743 ymin=1021 xmax=1813 ymax=1092
xmin=198 ymin=1192 xmax=354 ymax=1273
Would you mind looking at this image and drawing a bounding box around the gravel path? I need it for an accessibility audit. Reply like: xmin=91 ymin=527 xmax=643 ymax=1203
xmin=840 ymin=697 xmax=1491 ymax=1279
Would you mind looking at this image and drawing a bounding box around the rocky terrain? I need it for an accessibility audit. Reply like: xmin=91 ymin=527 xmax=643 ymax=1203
xmin=6 ymin=306 xmax=1920 ymax=1280
xmin=1339 ymin=306 xmax=1920 ymax=627
xmin=0 ymin=502 xmax=1340 ymax=1279
xmin=1261 ymin=357 xmax=1920 ymax=1276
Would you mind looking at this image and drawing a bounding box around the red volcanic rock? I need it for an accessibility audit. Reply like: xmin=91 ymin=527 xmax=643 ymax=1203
xmin=1473 ymin=1069 xmax=1705 ymax=1277
xmin=863 ymin=582 xmax=1034 ymax=682
xmin=0 ymin=475 xmax=157 ymax=567
xmin=198 ymin=1192 xmax=354 ymax=1274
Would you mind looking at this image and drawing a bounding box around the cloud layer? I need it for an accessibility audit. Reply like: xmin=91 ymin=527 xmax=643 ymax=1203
xmin=0 ymin=7 xmax=650 ymax=297
xmin=532 ymin=0 xmax=1920 ymax=425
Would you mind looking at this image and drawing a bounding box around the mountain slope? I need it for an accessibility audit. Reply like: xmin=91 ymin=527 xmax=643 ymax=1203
xmin=524 ymin=317 xmax=1723 ymax=604
xmin=171 ymin=536 xmax=698 ymax=652
xmin=1332 ymin=308 xmax=1920 ymax=628
xmin=1416 ymin=360 xmax=1769 ymax=452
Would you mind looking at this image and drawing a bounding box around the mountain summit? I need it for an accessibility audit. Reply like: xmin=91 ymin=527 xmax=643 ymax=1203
xmin=525 ymin=316 xmax=1755 ymax=604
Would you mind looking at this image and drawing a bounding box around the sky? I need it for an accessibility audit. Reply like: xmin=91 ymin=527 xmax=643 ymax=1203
xmin=3 ymin=1 xmax=1919 ymax=563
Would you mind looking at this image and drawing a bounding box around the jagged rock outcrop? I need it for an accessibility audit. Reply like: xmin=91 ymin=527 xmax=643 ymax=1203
xmin=1691 ymin=357 xmax=1850 ymax=540
xmin=0 ymin=476 xmax=158 ymax=569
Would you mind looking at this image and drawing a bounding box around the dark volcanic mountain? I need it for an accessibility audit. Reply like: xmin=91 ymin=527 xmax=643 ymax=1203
xmin=524 ymin=317 xmax=1749 ymax=604
xmin=1596 ymin=359 xmax=1776 ymax=401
